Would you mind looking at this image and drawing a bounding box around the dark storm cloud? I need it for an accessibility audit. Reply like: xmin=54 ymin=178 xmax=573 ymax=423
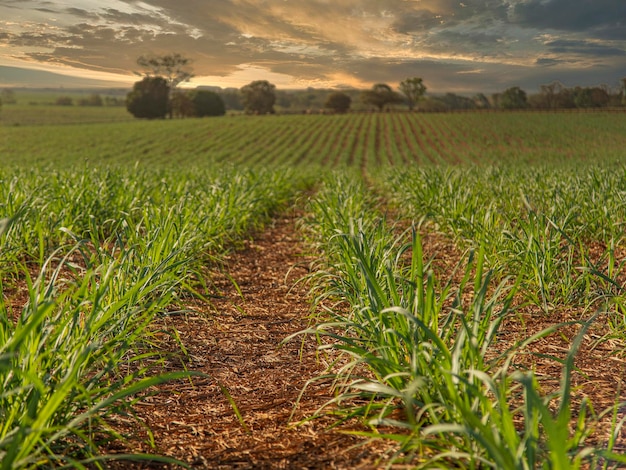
xmin=535 ymin=58 xmax=564 ymax=67
xmin=391 ymin=0 xmax=508 ymax=34
xmin=544 ymin=39 xmax=626 ymax=57
xmin=511 ymin=0 xmax=626 ymax=33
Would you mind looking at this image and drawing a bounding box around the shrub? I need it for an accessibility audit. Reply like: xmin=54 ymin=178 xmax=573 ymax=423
xmin=188 ymin=90 xmax=226 ymax=117
xmin=126 ymin=77 xmax=170 ymax=119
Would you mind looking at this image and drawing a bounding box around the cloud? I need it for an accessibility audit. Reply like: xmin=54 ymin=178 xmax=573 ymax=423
xmin=65 ymin=8 xmax=99 ymax=20
xmin=544 ymin=38 xmax=626 ymax=57
xmin=535 ymin=58 xmax=563 ymax=67
xmin=1 ymin=0 xmax=626 ymax=92
xmin=510 ymin=0 xmax=626 ymax=35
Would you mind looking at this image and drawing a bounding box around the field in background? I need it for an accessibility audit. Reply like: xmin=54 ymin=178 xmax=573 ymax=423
xmin=0 ymin=89 xmax=130 ymax=126
xmin=1 ymin=107 xmax=626 ymax=169
xmin=2 ymin=104 xmax=626 ymax=467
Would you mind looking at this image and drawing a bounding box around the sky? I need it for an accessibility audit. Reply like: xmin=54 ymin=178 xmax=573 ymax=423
xmin=0 ymin=0 xmax=625 ymax=94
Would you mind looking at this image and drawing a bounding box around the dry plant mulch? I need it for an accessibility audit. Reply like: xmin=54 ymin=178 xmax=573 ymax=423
xmin=106 ymin=209 xmax=397 ymax=469
xmin=5 ymin=206 xmax=626 ymax=467
xmin=107 ymin=213 xmax=626 ymax=468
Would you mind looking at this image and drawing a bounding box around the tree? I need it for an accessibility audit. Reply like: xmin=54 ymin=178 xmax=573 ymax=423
xmin=275 ymin=90 xmax=293 ymax=109
xmin=572 ymin=86 xmax=610 ymax=108
xmin=137 ymin=53 xmax=193 ymax=118
xmin=126 ymin=76 xmax=170 ymax=119
xmin=324 ymin=91 xmax=351 ymax=113
xmin=399 ymin=77 xmax=427 ymax=111
xmin=500 ymin=86 xmax=528 ymax=109
xmin=240 ymin=80 xmax=276 ymax=114
xmin=188 ymin=90 xmax=226 ymax=117
xmin=361 ymin=83 xmax=403 ymax=111
xmin=220 ymin=89 xmax=243 ymax=111
xmin=538 ymin=80 xmax=564 ymax=109
xmin=170 ymin=90 xmax=194 ymax=118
xmin=78 ymin=93 xmax=103 ymax=107
xmin=473 ymin=93 xmax=491 ymax=109
xmin=55 ymin=96 xmax=73 ymax=106
xmin=437 ymin=93 xmax=476 ymax=110
xmin=137 ymin=53 xmax=193 ymax=90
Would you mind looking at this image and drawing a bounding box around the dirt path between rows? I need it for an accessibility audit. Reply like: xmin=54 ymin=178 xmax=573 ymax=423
xmin=111 ymin=208 xmax=394 ymax=469
xmin=107 ymin=206 xmax=626 ymax=469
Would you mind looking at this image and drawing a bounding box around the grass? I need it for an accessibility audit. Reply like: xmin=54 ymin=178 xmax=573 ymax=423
xmin=1 ymin=106 xmax=626 ymax=467
xmin=0 ymin=164 xmax=312 ymax=467
xmin=1 ymin=111 xmax=626 ymax=168
xmin=291 ymin=175 xmax=626 ymax=468
xmin=376 ymin=164 xmax=626 ymax=310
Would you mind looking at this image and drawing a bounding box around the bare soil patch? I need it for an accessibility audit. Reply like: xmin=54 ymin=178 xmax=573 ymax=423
xmin=106 ymin=208 xmax=396 ymax=469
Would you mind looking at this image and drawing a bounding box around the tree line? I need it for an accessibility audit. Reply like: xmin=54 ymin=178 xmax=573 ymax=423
xmin=125 ymin=55 xmax=626 ymax=119
xmin=4 ymin=53 xmax=624 ymax=117
xmin=124 ymin=55 xmax=430 ymax=118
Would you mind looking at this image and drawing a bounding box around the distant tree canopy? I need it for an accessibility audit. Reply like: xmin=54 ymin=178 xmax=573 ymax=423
xmin=473 ymin=93 xmax=491 ymax=109
xmin=119 ymin=67 xmax=626 ymax=118
xmin=220 ymin=89 xmax=243 ymax=111
xmin=78 ymin=94 xmax=103 ymax=107
xmin=399 ymin=77 xmax=427 ymax=111
xmin=55 ymin=96 xmax=74 ymax=106
xmin=324 ymin=91 xmax=351 ymax=113
xmin=526 ymin=82 xmax=620 ymax=109
xmin=126 ymin=76 xmax=170 ymax=119
xmin=361 ymin=83 xmax=403 ymax=111
xmin=137 ymin=53 xmax=193 ymax=91
xmin=137 ymin=53 xmax=193 ymax=118
xmin=240 ymin=80 xmax=276 ymax=114
xmin=170 ymin=90 xmax=194 ymax=118
xmin=499 ymin=86 xmax=528 ymax=109
xmin=188 ymin=90 xmax=226 ymax=117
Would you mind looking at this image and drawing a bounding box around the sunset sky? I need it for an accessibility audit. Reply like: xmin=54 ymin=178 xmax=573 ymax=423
xmin=1 ymin=0 xmax=625 ymax=93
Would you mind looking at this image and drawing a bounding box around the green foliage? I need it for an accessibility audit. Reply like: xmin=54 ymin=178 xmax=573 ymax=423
xmin=0 ymin=164 xmax=310 ymax=466
xmin=219 ymin=89 xmax=243 ymax=111
xmin=2 ymin=112 xmax=626 ymax=168
xmin=55 ymin=96 xmax=73 ymax=106
xmin=240 ymin=80 xmax=276 ymax=114
xmin=136 ymin=53 xmax=193 ymax=90
xmin=126 ymin=77 xmax=170 ymax=119
xmin=399 ymin=77 xmax=427 ymax=111
xmin=324 ymin=91 xmax=352 ymax=114
xmin=361 ymin=83 xmax=404 ymax=111
xmin=293 ymin=175 xmax=625 ymax=468
xmin=573 ymin=86 xmax=611 ymax=108
xmin=188 ymin=90 xmax=226 ymax=117
xmin=1 ymin=110 xmax=626 ymax=467
xmin=376 ymin=164 xmax=626 ymax=310
xmin=499 ymin=86 xmax=528 ymax=109
xmin=324 ymin=92 xmax=352 ymax=113
xmin=77 ymin=93 xmax=103 ymax=107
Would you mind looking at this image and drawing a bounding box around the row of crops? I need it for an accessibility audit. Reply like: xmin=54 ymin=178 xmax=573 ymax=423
xmin=294 ymin=172 xmax=626 ymax=467
xmin=2 ymin=111 xmax=626 ymax=467
xmin=2 ymin=112 xmax=626 ymax=169
xmin=0 ymin=165 xmax=312 ymax=467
